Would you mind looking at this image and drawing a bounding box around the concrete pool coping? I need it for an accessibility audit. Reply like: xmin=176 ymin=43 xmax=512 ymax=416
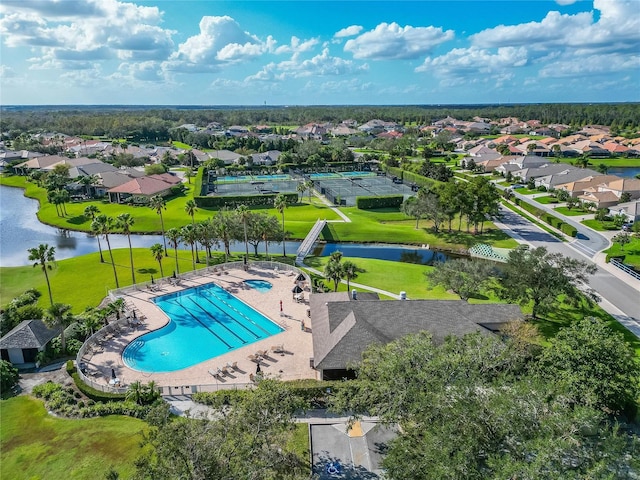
xmin=79 ymin=263 xmax=316 ymax=393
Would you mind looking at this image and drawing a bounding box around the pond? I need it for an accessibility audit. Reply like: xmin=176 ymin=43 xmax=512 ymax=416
xmin=607 ymin=167 xmax=640 ymax=179
xmin=0 ymin=184 xmax=448 ymax=267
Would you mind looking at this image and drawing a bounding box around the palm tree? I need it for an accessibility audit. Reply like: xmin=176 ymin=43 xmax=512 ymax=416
xmin=297 ymin=181 xmax=306 ymax=202
xmin=166 ymin=227 xmax=182 ymax=275
xmin=305 ymin=180 xmax=314 ymax=202
xmin=274 ymin=194 xmax=288 ymax=257
xmin=149 ymin=195 xmax=168 ymax=255
xmin=237 ymin=204 xmax=250 ymax=262
xmin=180 ymin=224 xmax=197 ymax=271
xmin=27 ymin=244 xmax=56 ymax=306
xmin=116 ymin=213 xmax=136 ymax=284
xmin=150 ymin=243 xmax=165 ymax=277
xmin=94 ymin=214 xmax=119 ymax=288
xmin=85 ymin=205 xmax=104 ymax=263
xmin=342 ymin=260 xmax=364 ymax=292
xmin=126 ymin=381 xmax=145 ymax=405
xmin=184 ymin=199 xmax=199 ymax=262
xmin=45 ymin=302 xmax=73 ymax=353
xmin=323 ymin=258 xmax=344 ymax=292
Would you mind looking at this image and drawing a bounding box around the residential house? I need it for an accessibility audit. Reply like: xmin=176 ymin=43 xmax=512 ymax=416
xmin=494 ymin=155 xmax=549 ymax=176
xmin=93 ymin=168 xmax=145 ymax=197
xmin=555 ymin=175 xmax=621 ymax=197
xmin=534 ymin=166 xmax=600 ymax=190
xmin=107 ymin=173 xmax=182 ymax=203
xmin=309 ymin=291 xmax=523 ymax=380
xmin=513 ymin=140 xmax=551 ymax=157
xmin=566 ymin=140 xmax=610 ymax=157
xmin=208 ymin=149 xmax=243 ymax=165
xmin=597 ymin=178 xmax=640 ymax=201
xmin=608 ymin=200 xmax=640 ymax=223
xmin=250 ymin=150 xmax=281 ymax=166
xmin=0 ymin=320 xmax=62 ymax=367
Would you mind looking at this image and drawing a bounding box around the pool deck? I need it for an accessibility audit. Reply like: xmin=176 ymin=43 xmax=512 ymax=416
xmin=83 ymin=265 xmax=316 ymax=391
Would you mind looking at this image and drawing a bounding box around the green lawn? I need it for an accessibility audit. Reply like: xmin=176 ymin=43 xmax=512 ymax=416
xmin=603 ymin=237 xmax=640 ymax=270
xmin=0 ymin=396 xmax=146 ymax=480
xmin=582 ymin=219 xmax=621 ymax=231
xmin=554 ymin=158 xmax=640 ymax=168
xmin=533 ymin=195 xmax=558 ymax=205
xmin=0 ymin=248 xmax=223 ymax=311
xmin=553 ymin=206 xmax=589 ymax=216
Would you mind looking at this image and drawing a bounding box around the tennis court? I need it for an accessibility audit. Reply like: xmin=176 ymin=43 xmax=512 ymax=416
xmin=213 ymin=179 xmax=300 ymax=195
xmin=313 ymin=175 xmax=414 ymax=206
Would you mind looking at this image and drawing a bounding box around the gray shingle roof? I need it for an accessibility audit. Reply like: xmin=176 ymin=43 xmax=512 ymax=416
xmin=310 ymin=293 xmax=523 ymax=371
xmin=0 ymin=320 xmax=62 ymax=349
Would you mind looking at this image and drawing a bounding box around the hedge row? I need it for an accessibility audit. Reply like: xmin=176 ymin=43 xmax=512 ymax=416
xmin=513 ymin=198 xmax=578 ymax=237
xmin=67 ymin=361 xmax=127 ymax=402
xmin=192 ymin=379 xmax=345 ymax=409
xmin=194 ymin=167 xmax=206 ymax=196
xmin=356 ymin=195 xmax=405 ymax=210
xmin=194 ymin=192 xmax=298 ymax=208
xmin=386 ymin=166 xmax=443 ymax=189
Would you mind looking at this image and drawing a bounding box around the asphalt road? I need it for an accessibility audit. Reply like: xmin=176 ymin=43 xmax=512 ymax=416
xmin=510 ymin=190 xmax=609 ymax=258
xmin=496 ymin=206 xmax=640 ymax=335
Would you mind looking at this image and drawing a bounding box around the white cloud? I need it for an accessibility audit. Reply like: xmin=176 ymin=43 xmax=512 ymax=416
xmin=472 ymin=0 xmax=640 ymax=54
xmin=334 ymin=25 xmax=362 ymax=38
xmin=344 ymin=22 xmax=454 ymax=60
xmin=0 ymin=64 xmax=17 ymax=78
xmin=274 ymin=36 xmax=319 ymax=57
xmin=417 ymin=46 xmax=527 ymax=87
xmin=0 ymin=0 xmax=174 ymax=68
xmin=247 ymin=48 xmax=368 ymax=82
xmin=555 ymin=0 xmax=578 ymax=5
xmin=114 ymin=61 xmax=166 ymax=83
xmin=171 ymin=16 xmax=267 ymax=67
xmin=539 ymin=53 xmax=640 ymax=77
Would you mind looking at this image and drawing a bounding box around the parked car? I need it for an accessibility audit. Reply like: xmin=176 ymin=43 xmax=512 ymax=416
xmin=512 ymin=184 xmax=525 ymax=189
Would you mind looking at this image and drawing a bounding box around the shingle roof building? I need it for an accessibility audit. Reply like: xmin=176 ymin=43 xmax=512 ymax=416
xmin=310 ymin=292 xmax=522 ymax=379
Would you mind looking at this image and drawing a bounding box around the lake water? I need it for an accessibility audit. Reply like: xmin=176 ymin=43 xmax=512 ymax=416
xmin=0 ymin=184 xmax=446 ymax=267
xmin=607 ymin=167 xmax=640 ymax=178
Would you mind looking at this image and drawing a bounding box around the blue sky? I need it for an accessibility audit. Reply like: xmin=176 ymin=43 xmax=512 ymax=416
xmin=0 ymin=0 xmax=638 ymax=105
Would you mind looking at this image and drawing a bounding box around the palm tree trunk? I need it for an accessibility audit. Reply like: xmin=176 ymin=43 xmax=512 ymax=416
xmin=42 ymin=265 xmax=54 ymax=306
xmin=127 ymin=233 xmax=136 ymax=284
xmin=173 ymin=245 xmax=180 ymax=274
xmin=104 ymin=234 xmax=119 ymax=288
xmin=191 ymin=215 xmax=199 ymax=263
xmin=190 ymin=243 xmax=195 ymax=270
xmin=96 ymin=235 xmax=104 ymax=263
xmin=159 ymin=212 xmax=168 ymax=256
xmin=281 ymin=214 xmax=286 ymax=257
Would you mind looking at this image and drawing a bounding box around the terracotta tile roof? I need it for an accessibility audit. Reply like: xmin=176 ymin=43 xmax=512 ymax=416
xmin=107 ymin=173 xmax=181 ymax=195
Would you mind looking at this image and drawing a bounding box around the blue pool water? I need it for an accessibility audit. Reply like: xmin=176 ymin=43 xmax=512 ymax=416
xmin=243 ymin=279 xmax=273 ymax=292
xmin=122 ymin=283 xmax=283 ymax=373
xmin=309 ymin=172 xmax=341 ymax=179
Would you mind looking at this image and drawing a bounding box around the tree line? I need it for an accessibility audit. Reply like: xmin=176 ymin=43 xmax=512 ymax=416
xmin=2 ymin=103 xmax=638 ymax=140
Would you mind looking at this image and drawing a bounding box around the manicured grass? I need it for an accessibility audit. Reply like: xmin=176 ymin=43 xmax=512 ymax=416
xmin=170 ymin=141 xmax=191 ymax=150
xmin=0 ymin=248 xmax=219 ymax=311
xmin=0 ymin=396 xmax=146 ymax=480
xmin=553 ymin=206 xmax=589 ymax=216
xmin=286 ymin=423 xmax=311 ymax=475
xmin=322 ymin=208 xmax=517 ymax=250
xmin=0 ymin=175 xmax=340 ymax=235
xmin=603 ymin=237 xmax=640 ymax=269
xmin=533 ymin=195 xmax=558 ymax=205
xmin=514 ymin=188 xmax=539 ymax=195
xmin=582 ymin=219 xmax=620 ymax=231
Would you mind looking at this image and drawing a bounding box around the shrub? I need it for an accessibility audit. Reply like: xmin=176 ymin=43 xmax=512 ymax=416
xmin=66 ymin=360 xmax=76 ymax=375
xmin=71 ymin=373 xmax=126 ymax=402
xmin=194 ymin=192 xmax=297 ymax=209
xmin=356 ymin=195 xmax=404 ymax=210
xmin=32 ymin=381 xmax=63 ymax=400
xmin=561 ymin=223 xmax=578 ymax=237
xmin=0 ymin=360 xmax=19 ymax=393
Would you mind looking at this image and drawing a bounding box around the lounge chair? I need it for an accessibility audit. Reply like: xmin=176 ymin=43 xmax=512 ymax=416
xmin=247 ymin=354 xmax=260 ymax=363
xmin=227 ymin=361 xmax=238 ymax=370
xmin=208 ymin=369 xmax=221 ymax=379
xmin=221 ymin=366 xmax=230 ymax=376
xmin=270 ymin=345 xmax=284 ymax=354
xmin=256 ymin=349 xmax=268 ymax=357
xmin=249 ymin=373 xmax=256 ymax=383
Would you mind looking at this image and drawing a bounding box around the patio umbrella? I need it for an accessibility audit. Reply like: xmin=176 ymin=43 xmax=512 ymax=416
xmin=292 ymin=284 xmax=303 ymax=294
xmin=295 ymin=273 xmax=305 ymax=282
xmin=256 ymin=363 xmax=261 ymax=374
xmin=111 ymin=368 xmax=116 ymax=379
xmin=280 ymin=300 xmax=283 ymax=312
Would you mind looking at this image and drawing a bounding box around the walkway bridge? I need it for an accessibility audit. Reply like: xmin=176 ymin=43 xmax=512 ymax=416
xmin=296 ymin=219 xmax=326 ymax=265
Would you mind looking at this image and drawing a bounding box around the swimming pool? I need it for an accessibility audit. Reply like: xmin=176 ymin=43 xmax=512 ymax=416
xmin=244 ymin=279 xmax=273 ymax=292
xmin=122 ymin=283 xmax=283 ymax=373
